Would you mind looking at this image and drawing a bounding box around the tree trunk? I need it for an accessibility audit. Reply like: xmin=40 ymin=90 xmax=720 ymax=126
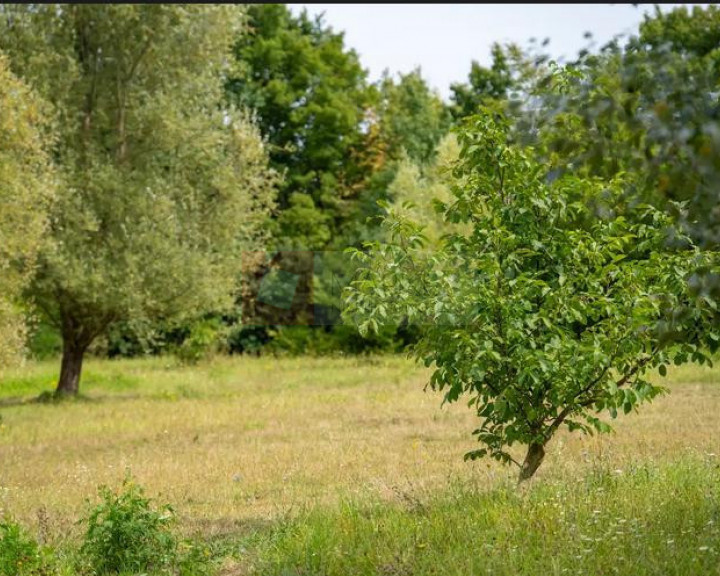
xmin=518 ymin=442 xmax=546 ymax=482
xmin=56 ymin=339 xmax=87 ymax=396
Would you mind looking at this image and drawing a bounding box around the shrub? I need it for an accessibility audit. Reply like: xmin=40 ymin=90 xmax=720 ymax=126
xmin=225 ymin=325 xmax=272 ymax=355
xmin=174 ymin=319 xmax=221 ymax=365
xmin=0 ymin=518 xmax=43 ymax=576
xmin=263 ymin=325 xmax=417 ymax=356
xmin=79 ymin=476 xmax=177 ymax=575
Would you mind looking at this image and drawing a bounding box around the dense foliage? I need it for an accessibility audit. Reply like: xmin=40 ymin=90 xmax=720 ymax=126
xmin=0 ymin=5 xmax=277 ymax=393
xmin=226 ymin=4 xmax=371 ymax=250
xmin=525 ymin=5 xmax=720 ymax=264
xmin=0 ymin=54 xmax=54 ymax=372
xmin=449 ymin=43 xmax=517 ymax=119
xmin=222 ymin=5 xmax=450 ymax=354
xmin=344 ymin=113 xmax=718 ymax=480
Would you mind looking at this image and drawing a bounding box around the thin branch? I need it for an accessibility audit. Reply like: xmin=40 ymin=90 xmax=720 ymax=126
xmin=508 ymin=455 xmax=522 ymax=468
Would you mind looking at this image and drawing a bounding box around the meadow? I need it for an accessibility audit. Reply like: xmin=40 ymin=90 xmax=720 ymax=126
xmin=0 ymin=356 xmax=719 ymax=574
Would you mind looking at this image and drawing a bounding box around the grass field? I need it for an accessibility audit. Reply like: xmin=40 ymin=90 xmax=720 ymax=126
xmin=0 ymin=355 xmax=719 ymax=574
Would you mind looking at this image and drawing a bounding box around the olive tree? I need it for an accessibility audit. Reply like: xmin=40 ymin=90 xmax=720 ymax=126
xmin=0 ymin=5 xmax=276 ymax=394
xmin=0 ymin=53 xmax=54 ymax=372
xmin=344 ymin=113 xmax=718 ymax=481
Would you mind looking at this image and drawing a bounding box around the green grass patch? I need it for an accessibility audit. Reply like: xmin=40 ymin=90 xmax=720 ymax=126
xmin=0 ymin=354 xmax=418 ymax=402
xmin=0 ymin=362 xmax=141 ymax=401
xmin=249 ymin=457 xmax=720 ymax=576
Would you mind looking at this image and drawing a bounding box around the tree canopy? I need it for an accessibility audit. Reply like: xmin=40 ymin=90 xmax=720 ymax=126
xmin=344 ymin=113 xmax=718 ymax=481
xmin=0 ymin=52 xmax=54 ymax=371
xmin=226 ymin=4 xmax=370 ymax=250
xmin=449 ymin=43 xmax=518 ymax=119
xmin=373 ymin=69 xmax=451 ymax=166
xmin=0 ymin=5 xmax=277 ymax=393
xmin=523 ymin=5 xmax=720 ymax=251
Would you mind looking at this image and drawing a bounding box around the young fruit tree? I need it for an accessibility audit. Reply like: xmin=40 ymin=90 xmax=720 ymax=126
xmin=343 ymin=113 xmax=718 ymax=481
xmin=0 ymin=5 xmax=276 ymax=395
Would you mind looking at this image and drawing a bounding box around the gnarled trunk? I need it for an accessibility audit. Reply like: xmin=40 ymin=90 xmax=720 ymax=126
xmin=518 ymin=442 xmax=546 ymax=482
xmin=54 ymin=302 xmax=113 ymax=396
xmin=56 ymin=339 xmax=87 ymax=396
xmin=55 ymin=309 xmax=95 ymax=396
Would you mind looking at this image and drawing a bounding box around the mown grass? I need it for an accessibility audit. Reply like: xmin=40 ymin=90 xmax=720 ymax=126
xmin=0 ymin=355 xmax=719 ymax=574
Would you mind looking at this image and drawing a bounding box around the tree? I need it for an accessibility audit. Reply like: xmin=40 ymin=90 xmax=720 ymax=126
xmin=638 ymin=4 xmax=720 ymax=57
xmin=0 ymin=53 xmax=54 ymax=372
xmin=344 ymin=113 xmax=717 ymax=481
xmin=342 ymin=69 xmax=452 ymax=246
xmin=631 ymin=5 xmax=720 ymax=255
xmin=373 ymin=69 xmax=451 ymax=166
xmin=226 ymin=4 xmax=371 ymax=250
xmin=386 ymin=133 xmax=460 ymax=246
xmin=449 ymin=43 xmax=517 ymax=120
xmin=0 ymin=5 xmax=276 ymax=394
xmin=525 ymin=5 xmax=720 ymax=250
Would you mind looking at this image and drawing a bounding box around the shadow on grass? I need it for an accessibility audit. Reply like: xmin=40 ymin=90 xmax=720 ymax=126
xmin=0 ymin=387 xmax=209 ymax=408
xmin=0 ymin=390 xmax=145 ymax=408
xmin=187 ymin=517 xmax=276 ymax=541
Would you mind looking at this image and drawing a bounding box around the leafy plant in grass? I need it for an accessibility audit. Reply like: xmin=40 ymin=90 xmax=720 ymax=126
xmin=80 ymin=475 xmax=177 ymax=574
xmin=344 ymin=112 xmax=718 ymax=481
xmin=0 ymin=518 xmax=44 ymax=576
xmin=175 ymin=319 xmax=222 ymax=366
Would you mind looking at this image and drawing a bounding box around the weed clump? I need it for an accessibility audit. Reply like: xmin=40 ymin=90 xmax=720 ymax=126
xmin=79 ymin=475 xmax=177 ymax=575
xmin=0 ymin=518 xmax=44 ymax=576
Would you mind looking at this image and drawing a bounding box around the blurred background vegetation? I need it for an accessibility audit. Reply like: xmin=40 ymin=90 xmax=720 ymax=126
xmin=1 ymin=4 xmax=718 ymax=367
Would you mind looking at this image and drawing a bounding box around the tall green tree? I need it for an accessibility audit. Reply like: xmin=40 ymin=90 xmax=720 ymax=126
xmin=344 ymin=113 xmax=718 ymax=481
xmin=449 ymin=43 xmax=517 ymax=120
xmin=0 ymin=53 xmax=54 ymax=372
xmin=226 ymin=4 xmax=371 ymax=250
xmin=0 ymin=5 xmax=276 ymax=394
xmin=373 ymin=69 xmax=451 ymax=166
xmin=638 ymin=4 xmax=720 ymax=56
xmin=632 ymin=5 xmax=720 ymax=253
xmin=343 ymin=69 xmax=451 ymax=246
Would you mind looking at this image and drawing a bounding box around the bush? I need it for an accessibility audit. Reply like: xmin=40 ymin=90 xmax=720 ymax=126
xmin=0 ymin=518 xmax=44 ymax=576
xmin=174 ymin=319 xmax=221 ymax=365
xmin=106 ymin=319 xmax=167 ymax=359
xmin=263 ymin=324 xmax=418 ymax=356
xmin=225 ymin=325 xmax=272 ymax=356
xmin=80 ymin=475 xmax=177 ymax=575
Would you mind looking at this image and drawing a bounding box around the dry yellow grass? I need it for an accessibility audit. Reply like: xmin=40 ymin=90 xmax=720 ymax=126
xmin=0 ymin=355 xmax=718 ymax=542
